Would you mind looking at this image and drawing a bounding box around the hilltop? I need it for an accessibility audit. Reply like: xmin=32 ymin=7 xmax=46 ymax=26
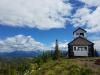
xmin=0 ymin=57 xmax=100 ymax=75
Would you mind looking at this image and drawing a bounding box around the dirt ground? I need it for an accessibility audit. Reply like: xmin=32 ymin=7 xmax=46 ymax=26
xmin=75 ymin=57 xmax=100 ymax=69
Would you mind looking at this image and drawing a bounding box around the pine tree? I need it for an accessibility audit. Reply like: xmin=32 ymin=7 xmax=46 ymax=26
xmin=54 ymin=39 xmax=60 ymax=60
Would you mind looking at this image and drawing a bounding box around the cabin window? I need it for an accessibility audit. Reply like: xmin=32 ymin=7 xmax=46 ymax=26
xmin=80 ymin=33 xmax=84 ymax=36
xmin=73 ymin=46 xmax=88 ymax=51
xmin=84 ymin=47 xmax=87 ymax=51
xmin=78 ymin=47 xmax=82 ymax=51
xmin=74 ymin=47 xmax=76 ymax=51
xmin=76 ymin=33 xmax=80 ymax=36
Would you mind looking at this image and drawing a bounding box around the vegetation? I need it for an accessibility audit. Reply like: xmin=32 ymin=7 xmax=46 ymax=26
xmin=53 ymin=40 xmax=61 ymax=60
xmin=0 ymin=40 xmax=100 ymax=75
xmin=0 ymin=55 xmax=100 ymax=75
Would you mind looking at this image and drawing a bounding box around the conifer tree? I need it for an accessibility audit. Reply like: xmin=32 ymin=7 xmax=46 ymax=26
xmin=54 ymin=39 xmax=60 ymax=60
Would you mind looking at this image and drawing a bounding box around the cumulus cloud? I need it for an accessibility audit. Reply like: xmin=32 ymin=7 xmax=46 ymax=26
xmin=0 ymin=35 xmax=69 ymax=52
xmin=80 ymin=0 xmax=100 ymax=6
xmin=0 ymin=35 xmax=46 ymax=52
xmin=72 ymin=7 xmax=91 ymax=27
xmin=94 ymin=40 xmax=100 ymax=51
xmin=88 ymin=34 xmax=100 ymax=50
xmin=0 ymin=0 xmax=72 ymax=29
xmin=72 ymin=0 xmax=100 ymax=32
xmin=89 ymin=35 xmax=100 ymax=50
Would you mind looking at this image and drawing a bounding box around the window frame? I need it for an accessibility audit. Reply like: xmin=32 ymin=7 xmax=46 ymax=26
xmin=73 ymin=46 xmax=88 ymax=51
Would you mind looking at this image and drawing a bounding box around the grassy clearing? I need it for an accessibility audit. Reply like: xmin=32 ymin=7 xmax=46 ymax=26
xmin=0 ymin=57 xmax=100 ymax=75
xmin=27 ymin=58 xmax=100 ymax=75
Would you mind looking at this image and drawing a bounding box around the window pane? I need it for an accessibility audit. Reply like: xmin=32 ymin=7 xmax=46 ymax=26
xmin=84 ymin=47 xmax=87 ymax=51
xmin=74 ymin=47 xmax=76 ymax=51
xmin=80 ymin=33 xmax=84 ymax=36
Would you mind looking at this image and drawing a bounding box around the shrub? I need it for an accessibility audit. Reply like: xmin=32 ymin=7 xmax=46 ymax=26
xmin=95 ymin=59 xmax=100 ymax=65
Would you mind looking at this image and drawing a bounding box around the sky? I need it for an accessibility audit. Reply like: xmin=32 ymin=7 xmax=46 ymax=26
xmin=0 ymin=0 xmax=100 ymax=52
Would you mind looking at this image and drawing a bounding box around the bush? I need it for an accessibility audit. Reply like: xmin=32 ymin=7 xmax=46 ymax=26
xmin=95 ymin=59 xmax=100 ymax=65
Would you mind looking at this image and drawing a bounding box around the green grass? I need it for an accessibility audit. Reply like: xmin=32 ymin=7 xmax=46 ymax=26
xmin=26 ymin=58 xmax=100 ymax=75
xmin=0 ymin=57 xmax=100 ymax=75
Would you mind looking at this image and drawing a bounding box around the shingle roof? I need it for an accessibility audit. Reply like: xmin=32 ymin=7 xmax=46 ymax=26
xmin=73 ymin=27 xmax=87 ymax=34
xmin=68 ymin=37 xmax=94 ymax=46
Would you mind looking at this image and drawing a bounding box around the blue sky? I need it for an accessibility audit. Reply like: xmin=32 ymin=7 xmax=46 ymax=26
xmin=0 ymin=0 xmax=100 ymax=52
xmin=0 ymin=24 xmax=73 ymax=44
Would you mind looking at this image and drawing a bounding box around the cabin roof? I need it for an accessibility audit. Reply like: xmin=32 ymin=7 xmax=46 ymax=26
xmin=68 ymin=37 xmax=94 ymax=46
xmin=73 ymin=27 xmax=87 ymax=34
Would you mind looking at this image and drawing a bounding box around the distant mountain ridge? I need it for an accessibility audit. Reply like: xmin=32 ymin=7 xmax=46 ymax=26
xmin=0 ymin=50 xmax=43 ymax=58
xmin=0 ymin=50 xmax=100 ymax=58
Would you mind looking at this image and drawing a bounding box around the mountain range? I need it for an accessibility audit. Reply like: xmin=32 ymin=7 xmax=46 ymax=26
xmin=0 ymin=50 xmax=43 ymax=58
xmin=0 ymin=50 xmax=100 ymax=58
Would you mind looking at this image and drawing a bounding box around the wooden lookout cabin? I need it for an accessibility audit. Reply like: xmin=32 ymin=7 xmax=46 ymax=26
xmin=68 ymin=28 xmax=95 ymax=57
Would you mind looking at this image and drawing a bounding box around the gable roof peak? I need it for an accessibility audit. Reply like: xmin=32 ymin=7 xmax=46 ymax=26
xmin=68 ymin=36 xmax=94 ymax=45
xmin=73 ymin=27 xmax=87 ymax=33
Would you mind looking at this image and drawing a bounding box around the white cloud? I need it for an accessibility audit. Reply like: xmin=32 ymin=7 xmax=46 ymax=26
xmin=72 ymin=0 xmax=100 ymax=32
xmin=85 ymin=7 xmax=100 ymax=32
xmin=72 ymin=6 xmax=100 ymax=32
xmin=72 ymin=7 xmax=91 ymax=27
xmin=0 ymin=35 xmax=46 ymax=52
xmin=93 ymin=40 xmax=100 ymax=51
xmin=88 ymin=35 xmax=100 ymax=50
xmin=80 ymin=0 xmax=100 ymax=6
xmin=0 ymin=0 xmax=72 ymax=29
xmin=0 ymin=35 xmax=69 ymax=52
